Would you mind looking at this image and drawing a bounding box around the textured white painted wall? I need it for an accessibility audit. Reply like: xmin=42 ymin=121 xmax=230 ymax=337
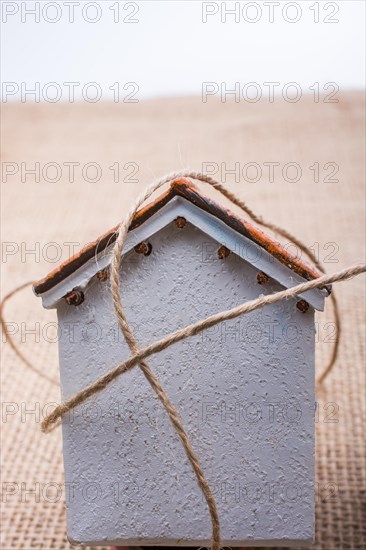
xmin=57 ymin=221 xmax=315 ymax=547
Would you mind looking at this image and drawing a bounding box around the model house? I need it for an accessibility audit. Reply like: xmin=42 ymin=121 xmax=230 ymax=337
xmin=34 ymin=177 xmax=329 ymax=547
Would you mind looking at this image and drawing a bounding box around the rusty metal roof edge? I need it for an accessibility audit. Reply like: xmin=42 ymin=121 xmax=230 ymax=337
xmin=33 ymin=177 xmax=326 ymax=296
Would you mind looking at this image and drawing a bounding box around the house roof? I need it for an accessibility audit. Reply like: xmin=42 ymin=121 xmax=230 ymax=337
xmin=33 ymin=178 xmax=323 ymax=296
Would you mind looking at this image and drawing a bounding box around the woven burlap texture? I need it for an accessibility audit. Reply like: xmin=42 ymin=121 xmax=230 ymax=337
xmin=1 ymin=93 xmax=365 ymax=549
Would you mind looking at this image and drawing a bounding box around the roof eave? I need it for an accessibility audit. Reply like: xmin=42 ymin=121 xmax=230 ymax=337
xmin=33 ymin=178 xmax=327 ymax=298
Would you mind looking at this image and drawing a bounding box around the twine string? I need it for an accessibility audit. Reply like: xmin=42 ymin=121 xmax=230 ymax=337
xmin=0 ymin=282 xmax=59 ymax=386
xmin=109 ymin=173 xmax=221 ymax=549
xmin=2 ymin=171 xmax=365 ymax=550
xmin=1 ymin=170 xmax=342 ymax=384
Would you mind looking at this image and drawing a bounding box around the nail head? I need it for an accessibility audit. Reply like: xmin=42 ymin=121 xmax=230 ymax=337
xmin=175 ymin=217 xmax=187 ymax=229
xmin=65 ymin=289 xmax=84 ymax=306
xmin=218 ymin=245 xmax=230 ymax=259
xmin=257 ymin=271 xmax=269 ymax=285
xmin=296 ymin=299 xmax=309 ymax=313
xmin=134 ymin=242 xmax=152 ymax=256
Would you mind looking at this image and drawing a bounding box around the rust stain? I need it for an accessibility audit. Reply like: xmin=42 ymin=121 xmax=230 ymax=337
xmin=64 ymin=289 xmax=84 ymax=306
xmin=33 ymin=177 xmax=324 ymax=295
xmin=96 ymin=267 xmax=109 ymax=281
xmin=257 ymin=271 xmax=269 ymax=285
xmin=218 ymin=246 xmax=230 ymax=259
xmin=175 ymin=216 xmax=187 ymax=229
xmin=134 ymin=242 xmax=152 ymax=256
xmin=296 ymin=299 xmax=310 ymax=313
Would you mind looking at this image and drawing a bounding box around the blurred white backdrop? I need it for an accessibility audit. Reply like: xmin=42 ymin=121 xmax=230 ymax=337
xmin=1 ymin=0 xmax=365 ymax=101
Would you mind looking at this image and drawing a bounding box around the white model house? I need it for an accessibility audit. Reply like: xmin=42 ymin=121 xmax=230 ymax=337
xmin=34 ymin=177 xmax=329 ymax=547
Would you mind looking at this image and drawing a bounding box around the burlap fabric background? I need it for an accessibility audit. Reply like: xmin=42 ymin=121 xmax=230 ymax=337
xmin=1 ymin=93 xmax=365 ymax=549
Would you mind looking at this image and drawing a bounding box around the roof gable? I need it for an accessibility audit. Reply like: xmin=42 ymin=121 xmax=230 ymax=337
xmin=33 ymin=178 xmax=328 ymax=310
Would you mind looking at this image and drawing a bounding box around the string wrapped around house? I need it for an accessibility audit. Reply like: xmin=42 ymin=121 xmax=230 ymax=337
xmin=2 ymin=171 xmax=365 ymax=549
